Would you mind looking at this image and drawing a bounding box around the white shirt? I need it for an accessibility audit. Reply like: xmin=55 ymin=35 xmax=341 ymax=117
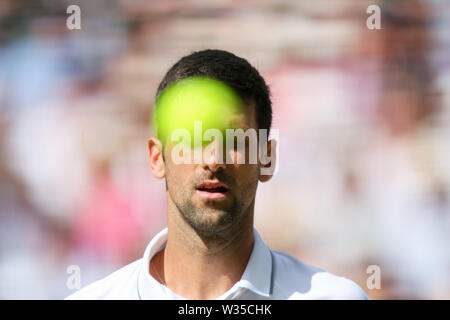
xmin=66 ymin=228 xmax=369 ymax=300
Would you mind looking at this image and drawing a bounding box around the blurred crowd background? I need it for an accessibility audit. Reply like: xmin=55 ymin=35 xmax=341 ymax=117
xmin=1 ymin=0 xmax=449 ymax=299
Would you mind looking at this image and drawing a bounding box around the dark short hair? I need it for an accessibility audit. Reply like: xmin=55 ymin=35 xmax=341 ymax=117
xmin=155 ymin=49 xmax=272 ymax=135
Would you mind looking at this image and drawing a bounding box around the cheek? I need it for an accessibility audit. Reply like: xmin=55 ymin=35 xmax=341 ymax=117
xmin=165 ymin=163 xmax=193 ymax=192
xmin=228 ymin=146 xmax=259 ymax=166
xmin=232 ymin=164 xmax=260 ymax=199
xmin=228 ymin=143 xmax=260 ymax=173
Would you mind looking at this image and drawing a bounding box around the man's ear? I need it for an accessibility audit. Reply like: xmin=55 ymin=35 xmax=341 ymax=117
xmin=148 ymin=137 xmax=165 ymax=179
xmin=259 ymin=138 xmax=277 ymax=183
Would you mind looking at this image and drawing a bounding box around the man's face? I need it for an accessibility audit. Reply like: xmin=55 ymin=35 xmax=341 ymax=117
xmin=163 ymin=102 xmax=261 ymax=235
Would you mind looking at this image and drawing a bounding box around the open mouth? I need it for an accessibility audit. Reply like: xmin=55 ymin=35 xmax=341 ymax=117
xmin=196 ymin=186 xmax=228 ymax=193
xmin=196 ymin=181 xmax=229 ymax=200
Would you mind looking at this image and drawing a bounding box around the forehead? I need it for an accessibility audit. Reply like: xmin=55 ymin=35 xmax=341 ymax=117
xmin=155 ymin=77 xmax=258 ymax=138
xmin=226 ymin=100 xmax=257 ymax=131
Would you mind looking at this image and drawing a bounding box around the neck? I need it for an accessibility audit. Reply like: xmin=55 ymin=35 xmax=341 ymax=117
xmin=151 ymin=195 xmax=255 ymax=300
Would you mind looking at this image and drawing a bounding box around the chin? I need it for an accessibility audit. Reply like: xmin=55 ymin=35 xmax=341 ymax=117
xmin=189 ymin=212 xmax=234 ymax=235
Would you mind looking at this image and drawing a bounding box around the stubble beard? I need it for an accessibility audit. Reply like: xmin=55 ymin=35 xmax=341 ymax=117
xmin=171 ymin=187 xmax=245 ymax=237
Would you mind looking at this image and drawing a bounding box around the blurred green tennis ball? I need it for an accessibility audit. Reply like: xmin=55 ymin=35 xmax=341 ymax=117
xmin=153 ymin=76 xmax=243 ymax=147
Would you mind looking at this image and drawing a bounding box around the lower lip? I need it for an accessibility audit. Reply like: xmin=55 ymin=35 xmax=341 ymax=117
xmin=196 ymin=189 xmax=228 ymax=200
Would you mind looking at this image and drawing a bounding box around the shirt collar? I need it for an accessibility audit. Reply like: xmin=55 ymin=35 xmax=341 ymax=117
xmin=137 ymin=228 xmax=272 ymax=299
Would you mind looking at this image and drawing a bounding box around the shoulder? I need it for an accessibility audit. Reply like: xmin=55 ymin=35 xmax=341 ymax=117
xmin=270 ymin=250 xmax=369 ymax=300
xmin=65 ymin=259 xmax=142 ymax=300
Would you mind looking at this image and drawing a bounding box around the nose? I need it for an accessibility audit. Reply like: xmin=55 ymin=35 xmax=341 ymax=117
xmin=201 ymin=139 xmax=226 ymax=172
